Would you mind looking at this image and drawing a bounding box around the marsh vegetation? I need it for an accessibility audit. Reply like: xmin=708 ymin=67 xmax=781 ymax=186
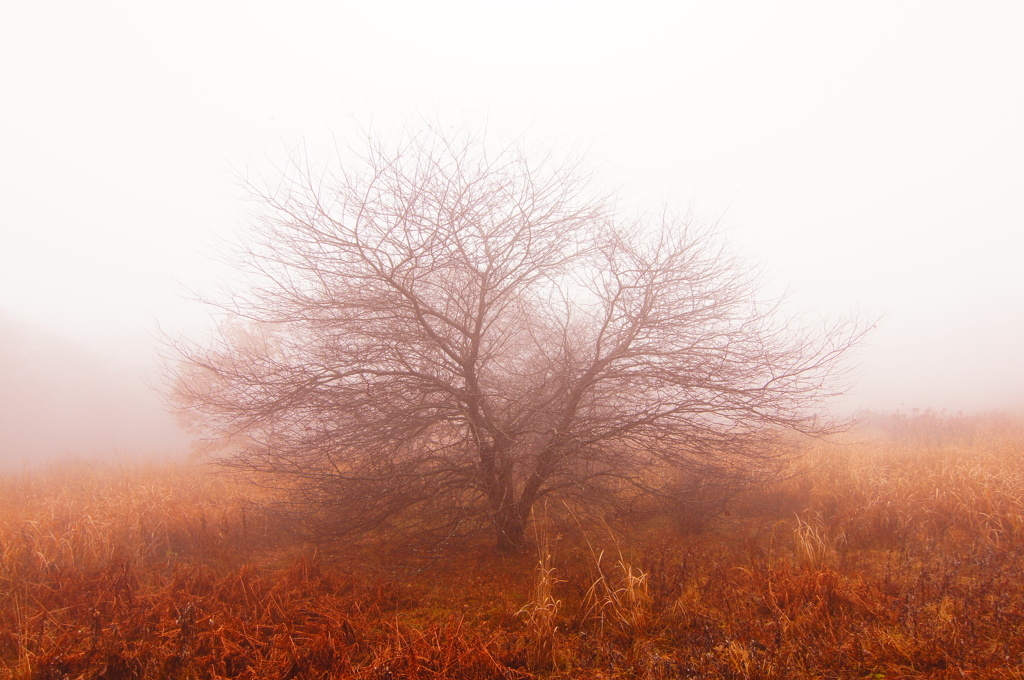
xmin=3 ymin=411 xmax=1022 ymax=678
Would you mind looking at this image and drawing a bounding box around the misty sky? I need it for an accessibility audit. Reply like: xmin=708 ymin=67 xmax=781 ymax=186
xmin=2 ymin=2 xmax=1022 ymax=462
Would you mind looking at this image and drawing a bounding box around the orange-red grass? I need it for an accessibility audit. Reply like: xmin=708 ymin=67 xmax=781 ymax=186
xmin=2 ymin=412 xmax=1023 ymax=679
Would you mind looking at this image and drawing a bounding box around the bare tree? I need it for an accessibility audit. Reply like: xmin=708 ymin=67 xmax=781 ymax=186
xmin=170 ymin=128 xmax=866 ymax=552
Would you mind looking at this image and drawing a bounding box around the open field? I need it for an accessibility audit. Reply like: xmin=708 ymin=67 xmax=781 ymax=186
xmin=2 ymin=412 xmax=1023 ymax=679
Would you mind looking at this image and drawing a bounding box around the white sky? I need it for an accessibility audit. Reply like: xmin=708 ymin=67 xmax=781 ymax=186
xmin=1 ymin=0 xmax=1022 ymax=442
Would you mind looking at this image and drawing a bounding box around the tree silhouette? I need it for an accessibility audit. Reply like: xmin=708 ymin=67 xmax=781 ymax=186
xmin=170 ymin=128 xmax=865 ymax=552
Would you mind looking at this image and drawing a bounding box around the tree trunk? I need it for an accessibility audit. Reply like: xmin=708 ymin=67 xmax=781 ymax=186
xmin=494 ymin=504 xmax=528 ymax=553
xmin=481 ymin=445 xmax=531 ymax=552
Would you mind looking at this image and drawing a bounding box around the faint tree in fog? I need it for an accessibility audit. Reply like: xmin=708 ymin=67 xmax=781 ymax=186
xmin=169 ymin=127 xmax=866 ymax=552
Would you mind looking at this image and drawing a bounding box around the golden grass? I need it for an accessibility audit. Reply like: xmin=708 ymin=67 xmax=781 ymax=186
xmin=2 ymin=411 xmax=1023 ymax=678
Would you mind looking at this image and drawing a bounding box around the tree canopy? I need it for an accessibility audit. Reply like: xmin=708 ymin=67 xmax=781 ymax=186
xmin=170 ymin=128 xmax=865 ymax=552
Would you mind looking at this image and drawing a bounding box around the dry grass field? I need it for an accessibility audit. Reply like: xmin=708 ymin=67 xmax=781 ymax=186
xmin=2 ymin=411 xmax=1023 ymax=679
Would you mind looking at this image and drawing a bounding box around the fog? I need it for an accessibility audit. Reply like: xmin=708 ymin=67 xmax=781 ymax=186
xmin=0 ymin=316 xmax=189 ymax=468
xmin=2 ymin=2 xmax=1022 ymax=465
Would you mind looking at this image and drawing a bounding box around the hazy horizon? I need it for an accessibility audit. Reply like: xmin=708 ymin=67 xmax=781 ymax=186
xmin=2 ymin=2 xmax=1022 ymax=464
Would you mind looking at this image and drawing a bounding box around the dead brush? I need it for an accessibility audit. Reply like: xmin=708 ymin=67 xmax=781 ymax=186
xmin=561 ymin=508 xmax=655 ymax=640
xmin=367 ymin=619 xmax=528 ymax=680
xmin=716 ymin=639 xmax=762 ymax=679
xmin=928 ymin=452 xmax=1024 ymax=546
xmin=793 ymin=513 xmax=835 ymax=571
xmin=518 ymin=549 xmax=562 ymax=670
xmin=6 ymin=415 xmax=1024 ymax=679
xmin=583 ymin=549 xmax=652 ymax=638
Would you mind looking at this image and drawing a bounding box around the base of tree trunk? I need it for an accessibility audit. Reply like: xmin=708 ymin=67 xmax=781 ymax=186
xmin=495 ymin=521 xmax=528 ymax=554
